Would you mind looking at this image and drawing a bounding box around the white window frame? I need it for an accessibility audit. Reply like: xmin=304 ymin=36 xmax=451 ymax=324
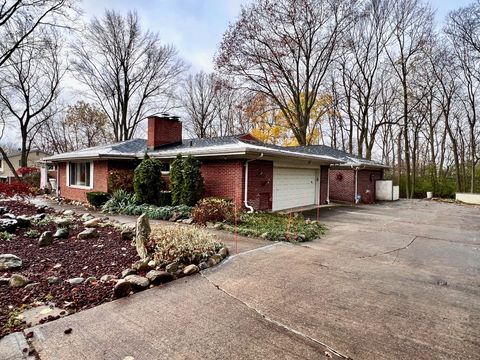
xmin=66 ymin=161 xmax=94 ymax=189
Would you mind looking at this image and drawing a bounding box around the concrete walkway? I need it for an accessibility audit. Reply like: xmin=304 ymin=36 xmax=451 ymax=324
xmin=4 ymin=199 xmax=480 ymax=359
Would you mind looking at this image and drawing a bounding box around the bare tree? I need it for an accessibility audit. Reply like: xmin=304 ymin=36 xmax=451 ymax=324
xmin=386 ymin=0 xmax=434 ymax=198
xmin=182 ymin=72 xmax=219 ymax=138
xmin=34 ymin=101 xmax=113 ymax=154
xmin=0 ymin=27 xmax=63 ymax=167
xmin=71 ymin=10 xmax=186 ymax=142
xmin=216 ymin=0 xmax=354 ymax=145
xmin=0 ymin=0 xmax=76 ymax=67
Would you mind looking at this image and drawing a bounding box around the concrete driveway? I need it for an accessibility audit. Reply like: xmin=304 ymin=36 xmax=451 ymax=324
xmin=18 ymin=200 xmax=480 ymax=359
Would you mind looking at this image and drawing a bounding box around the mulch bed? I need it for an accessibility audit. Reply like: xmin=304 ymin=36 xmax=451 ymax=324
xmin=0 ymin=200 xmax=139 ymax=338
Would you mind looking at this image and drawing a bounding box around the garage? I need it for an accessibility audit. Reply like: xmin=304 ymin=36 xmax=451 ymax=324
xmin=272 ymin=166 xmax=319 ymax=211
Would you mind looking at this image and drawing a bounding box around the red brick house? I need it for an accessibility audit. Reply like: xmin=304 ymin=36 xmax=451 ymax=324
xmin=291 ymin=146 xmax=387 ymax=204
xmin=44 ymin=115 xmax=386 ymax=210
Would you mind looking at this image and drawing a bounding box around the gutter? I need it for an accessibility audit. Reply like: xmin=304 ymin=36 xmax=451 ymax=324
xmin=244 ymin=153 xmax=264 ymax=213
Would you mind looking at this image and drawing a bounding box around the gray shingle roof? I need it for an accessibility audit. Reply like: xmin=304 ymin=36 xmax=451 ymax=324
xmin=43 ymin=135 xmax=385 ymax=168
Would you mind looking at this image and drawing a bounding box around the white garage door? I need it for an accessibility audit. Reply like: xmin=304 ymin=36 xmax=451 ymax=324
xmin=272 ymin=167 xmax=318 ymax=211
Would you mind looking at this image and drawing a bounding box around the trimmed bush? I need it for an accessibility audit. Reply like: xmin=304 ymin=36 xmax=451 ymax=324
xmin=191 ymin=197 xmax=237 ymax=224
xmin=181 ymin=155 xmax=204 ymax=206
xmin=170 ymin=154 xmax=204 ymax=206
xmin=133 ymin=154 xmax=166 ymax=205
xmin=170 ymin=154 xmax=184 ymax=205
xmin=86 ymin=191 xmax=111 ymax=208
xmin=0 ymin=182 xmax=32 ymax=197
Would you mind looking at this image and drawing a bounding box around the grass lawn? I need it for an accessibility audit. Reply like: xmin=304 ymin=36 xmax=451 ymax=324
xmin=218 ymin=212 xmax=326 ymax=242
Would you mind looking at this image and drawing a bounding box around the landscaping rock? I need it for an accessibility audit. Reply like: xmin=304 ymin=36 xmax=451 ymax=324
xmin=146 ymin=270 xmax=173 ymax=284
xmin=147 ymin=259 xmax=157 ymax=268
xmin=84 ymin=276 xmax=96 ymax=284
xmin=32 ymin=213 xmax=46 ymax=221
xmin=124 ymin=275 xmax=149 ymax=291
xmin=66 ymin=277 xmax=85 ymax=285
xmin=121 ymin=227 xmax=134 ymax=241
xmin=9 ymin=274 xmax=30 ymax=288
xmin=121 ymin=268 xmax=137 ymax=278
xmin=0 ymin=277 xmax=10 ymax=285
xmin=3 ymin=213 xmax=16 ymax=219
xmin=83 ymin=217 xmax=102 ymax=227
xmin=213 ymin=223 xmax=223 ymax=230
xmin=16 ymin=215 xmax=31 ymax=227
xmin=77 ymin=228 xmax=99 ymax=239
xmin=198 ymin=262 xmax=208 ymax=270
xmin=38 ymin=231 xmax=53 ymax=247
xmin=63 ymin=210 xmax=75 ymax=216
xmin=80 ymin=213 xmax=94 ymax=222
xmin=53 ymin=228 xmax=69 ymax=239
xmin=54 ymin=218 xmax=71 ymax=228
xmin=0 ymin=219 xmax=18 ymax=233
xmin=113 ymin=280 xmax=132 ymax=298
xmin=134 ymin=214 xmax=151 ymax=259
xmin=183 ymin=264 xmax=199 ymax=275
xmin=132 ymin=259 xmax=151 ymax=272
xmin=207 ymin=254 xmax=222 ymax=267
xmin=100 ymin=274 xmax=118 ymax=282
xmin=0 ymin=254 xmax=22 ymax=270
xmin=47 ymin=276 xmax=62 ymax=284
xmin=165 ymin=261 xmax=183 ymax=273
xmin=182 ymin=218 xmax=194 ymax=225
xmin=24 ymin=282 xmax=40 ymax=290
xmin=218 ymin=247 xmax=229 ymax=258
xmin=169 ymin=212 xmax=182 ymax=222
xmin=0 ymin=206 xmax=8 ymax=214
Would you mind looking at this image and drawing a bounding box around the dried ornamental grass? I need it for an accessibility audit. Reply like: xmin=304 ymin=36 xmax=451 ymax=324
xmin=149 ymin=225 xmax=223 ymax=265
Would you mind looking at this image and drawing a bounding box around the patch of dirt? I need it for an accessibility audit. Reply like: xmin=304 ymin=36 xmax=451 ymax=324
xmin=0 ymin=200 xmax=138 ymax=338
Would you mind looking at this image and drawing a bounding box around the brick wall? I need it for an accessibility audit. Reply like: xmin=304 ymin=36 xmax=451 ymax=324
xmin=320 ymin=166 xmax=329 ymax=204
xmin=329 ymin=169 xmax=356 ymax=203
xmin=200 ymin=160 xmax=245 ymax=209
xmin=58 ymin=160 xmax=109 ymax=202
xmin=329 ymin=168 xmax=384 ymax=204
xmin=357 ymin=169 xmax=383 ymax=204
xmin=247 ymin=160 xmax=273 ymax=211
xmin=147 ymin=116 xmax=182 ymax=149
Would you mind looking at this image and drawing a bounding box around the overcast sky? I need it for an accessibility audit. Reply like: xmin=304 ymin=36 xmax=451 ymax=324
xmin=2 ymin=0 xmax=474 ymax=147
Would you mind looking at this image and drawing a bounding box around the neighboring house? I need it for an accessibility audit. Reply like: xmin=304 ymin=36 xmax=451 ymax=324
xmin=292 ymin=146 xmax=387 ymax=204
xmin=43 ymin=115 xmax=387 ymax=210
xmin=0 ymin=149 xmax=51 ymax=183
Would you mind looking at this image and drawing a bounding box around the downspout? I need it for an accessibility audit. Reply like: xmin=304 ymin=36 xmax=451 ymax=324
xmin=56 ymin=162 xmax=60 ymax=198
xmin=351 ymin=164 xmax=366 ymax=204
xmin=244 ymin=153 xmax=264 ymax=213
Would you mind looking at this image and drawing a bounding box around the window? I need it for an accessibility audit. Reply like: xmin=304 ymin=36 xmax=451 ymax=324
xmin=68 ymin=162 xmax=92 ymax=187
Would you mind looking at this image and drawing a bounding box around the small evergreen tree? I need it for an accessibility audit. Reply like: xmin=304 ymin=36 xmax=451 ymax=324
xmin=181 ymin=155 xmax=204 ymax=206
xmin=133 ymin=154 xmax=165 ymax=205
xmin=170 ymin=154 xmax=184 ymax=205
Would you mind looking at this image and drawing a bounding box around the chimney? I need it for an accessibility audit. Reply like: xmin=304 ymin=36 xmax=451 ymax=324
xmin=147 ymin=114 xmax=182 ymax=150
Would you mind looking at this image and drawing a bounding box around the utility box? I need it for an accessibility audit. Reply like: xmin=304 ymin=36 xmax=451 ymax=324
xmin=375 ymin=180 xmax=399 ymax=201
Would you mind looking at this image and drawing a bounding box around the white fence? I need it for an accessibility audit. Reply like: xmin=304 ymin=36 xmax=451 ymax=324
xmin=375 ymin=180 xmax=399 ymax=201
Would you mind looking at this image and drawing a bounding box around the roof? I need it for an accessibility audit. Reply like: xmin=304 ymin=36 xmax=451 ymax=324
xmin=43 ymin=135 xmax=342 ymax=164
xmin=290 ymin=145 xmax=388 ymax=169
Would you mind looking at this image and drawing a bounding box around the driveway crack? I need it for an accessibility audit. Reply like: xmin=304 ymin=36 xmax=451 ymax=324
xmin=200 ymin=272 xmax=352 ymax=359
xmin=358 ymin=236 xmax=417 ymax=260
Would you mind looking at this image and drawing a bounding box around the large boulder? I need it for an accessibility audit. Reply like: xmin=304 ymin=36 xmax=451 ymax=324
xmin=134 ymin=214 xmax=151 ymax=259
xmin=77 ymin=228 xmax=99 ymax=239
xmin=83 ymin=217 xmax=102 ymax=228
xmin=54 ymin=218 xmax=71 ymax=228
xmin=0 ymin=254 xmax=22 ymax=271
xmin=38 ymin=231 xmax=54 ymax=247
xmin=9 ymin=274 xmax=30 ymax=288
xmin=0 ymin=219 xmax=18 ymax=233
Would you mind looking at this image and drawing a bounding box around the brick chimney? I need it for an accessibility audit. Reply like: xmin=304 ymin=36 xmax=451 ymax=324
xmin=147 ymin=114 xmax=182 ymax=150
